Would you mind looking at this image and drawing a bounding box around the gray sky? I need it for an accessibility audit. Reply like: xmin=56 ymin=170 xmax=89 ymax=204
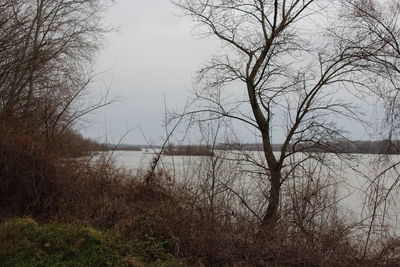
xmin=81 ymin=0 xmax=219 ymax=144
xmin=81 ymin=0 xmax=374 ymax=145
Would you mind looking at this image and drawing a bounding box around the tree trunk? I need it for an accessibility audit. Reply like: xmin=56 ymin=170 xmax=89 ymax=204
xmin=261 ymin=168 xmax=281 ymax=228
xmin=246 ymin=81 xmax=282 ymax=230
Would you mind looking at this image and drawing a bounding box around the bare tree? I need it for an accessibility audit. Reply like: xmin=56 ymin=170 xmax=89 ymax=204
xmin=174 ymin=0 xmax=374 ymax=229
xmin=340 ymin=0 xmax=400 ymax=138
xmin=339 ymin=0 xmax=400 ymax=258
xmin=0 ymin=0 xmax=111 ymax=146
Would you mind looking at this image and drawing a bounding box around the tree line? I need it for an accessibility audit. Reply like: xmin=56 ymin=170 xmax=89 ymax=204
xmin=218 ymin=139 xmax=400 ymax=154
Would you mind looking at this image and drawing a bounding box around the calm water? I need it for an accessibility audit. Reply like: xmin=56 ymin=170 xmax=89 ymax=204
xmin=108 ymin=150 xmax=400 ymax=232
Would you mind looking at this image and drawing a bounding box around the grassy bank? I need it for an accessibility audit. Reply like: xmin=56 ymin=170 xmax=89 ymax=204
xmin=0 ymin=218 xmax=183 ymax=267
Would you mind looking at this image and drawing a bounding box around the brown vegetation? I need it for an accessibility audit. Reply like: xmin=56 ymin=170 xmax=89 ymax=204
xmin=1 ymin=126 xmax=400 ymax=266
xmin=1 ymin=0 xmax=400 ymax=266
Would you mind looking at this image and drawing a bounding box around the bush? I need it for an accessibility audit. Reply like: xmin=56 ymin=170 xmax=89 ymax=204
xmin=0 ymin=127 xmax=61 ymax=219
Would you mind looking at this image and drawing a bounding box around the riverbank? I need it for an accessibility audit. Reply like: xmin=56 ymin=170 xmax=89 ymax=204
xmin=1 ymin=128 xmax=399 ymax=266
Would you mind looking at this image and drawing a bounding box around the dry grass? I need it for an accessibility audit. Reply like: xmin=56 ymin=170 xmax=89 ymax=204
xmin=1 ymin=127 xmax=400 ymax=266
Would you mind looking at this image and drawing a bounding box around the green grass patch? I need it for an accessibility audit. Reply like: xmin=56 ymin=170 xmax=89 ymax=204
xmin=0 ymin=218 xmax=183 ymax=267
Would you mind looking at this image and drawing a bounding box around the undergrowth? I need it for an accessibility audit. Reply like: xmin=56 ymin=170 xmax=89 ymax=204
xmin=1 ymin=126 xmax=400 ymax=266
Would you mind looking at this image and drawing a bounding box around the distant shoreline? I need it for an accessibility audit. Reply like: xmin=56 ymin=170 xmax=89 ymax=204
xmin=94 ymin=140 xmax=400 ymax=155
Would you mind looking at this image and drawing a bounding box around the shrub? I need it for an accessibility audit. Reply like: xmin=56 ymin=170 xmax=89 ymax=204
xmin=0 ymin=127 xmax=61 ymax=219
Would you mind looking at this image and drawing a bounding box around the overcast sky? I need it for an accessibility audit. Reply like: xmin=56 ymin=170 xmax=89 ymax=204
xmin=81 ymin=0 xmax=374 ymax=145
xmin=80 ymin=0 xmax=218 ymax=144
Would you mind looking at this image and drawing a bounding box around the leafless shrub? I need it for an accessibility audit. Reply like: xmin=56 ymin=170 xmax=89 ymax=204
xmin=0 ymin=125 xmax=60 ymax=219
